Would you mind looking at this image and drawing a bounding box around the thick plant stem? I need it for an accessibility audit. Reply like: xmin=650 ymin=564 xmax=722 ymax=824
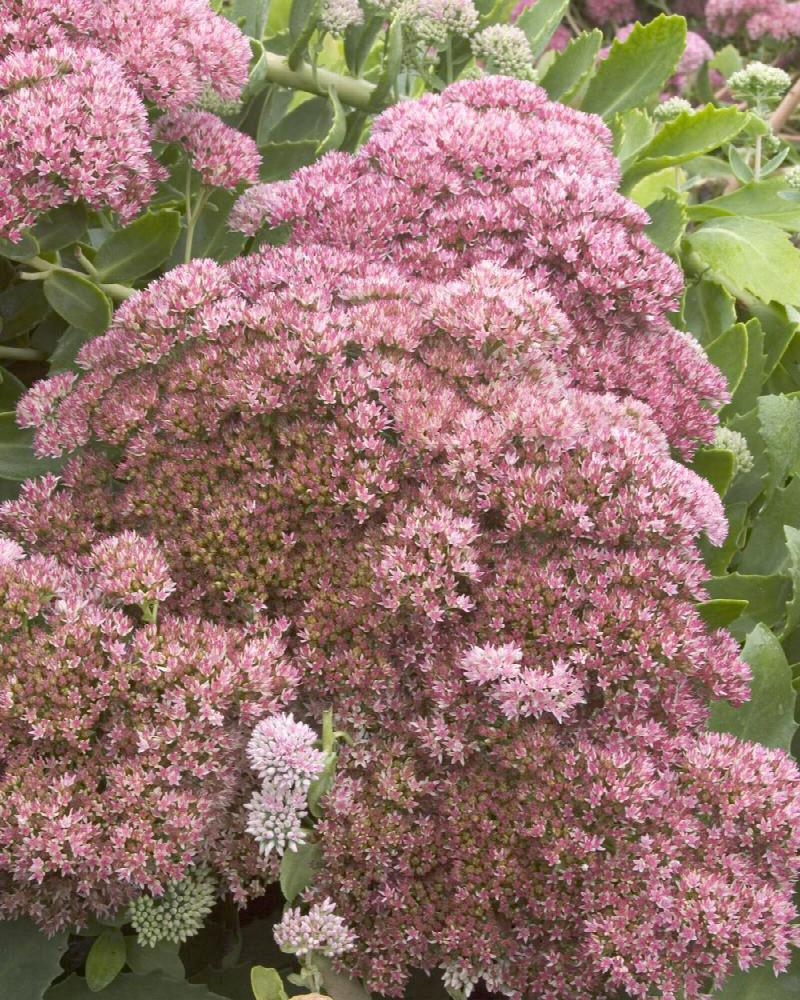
xmin=261 ymin=53 xmax=376 ymax=110
xmin=771 ymin=74 xmax=800 ymax=133
xmin=0 ymin=345 xmax=46 ymax=361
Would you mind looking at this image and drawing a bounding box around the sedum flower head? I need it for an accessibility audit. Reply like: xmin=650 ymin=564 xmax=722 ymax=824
xmin=397 ymin=0 xmax=479 ymax=49
xmin=3 ymin=79 xmax=799 ymax=997
xmin=0 ymin=44 xmax=163 ymax=240
xmin=784 ymin=164 xmax=800 ymax=189
xmin=471 ymin=25 xmax=535 ymax=80
xmin=0 ymin=538 xmax=298 ymax=932
xmin=706 ymin=0 xmax=800 ymax=40
xmin=157 ymin=110 xmax=261 ymax=190
xmin=319 ymin=0 xmax=364 ymax=34
xmin=274 ymin=899 xmax=356 ymax=958
xmin=714 ymin=426 xmax=755 ymax=475
xmin=247 ymin=714 xmax=327 ymax=793
xmin=245 ymin=784 xmax=309 ymax=857
xmin=653 ymin=97 xmax=693 ymax=123
xmin=232 ymin=78 xmax=727 ymax=455
xmin=89 ymin=530 xmax=176 ymax=610
xmin=129 ymin=866 xmax=217 ymax=947
xmin=729 ymin=61 xmax=792 ymax=103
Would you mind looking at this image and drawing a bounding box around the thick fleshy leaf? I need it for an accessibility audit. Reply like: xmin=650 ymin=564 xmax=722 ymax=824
xmin=0 ymin=366 xmax=26 ymax=410
xmin=515 ymin=0 xmax=569 ymax=59
xmin=94 ymin=211 xmax=181 ymax=283
xmin=757 ymin=394 xmax=800 ymax=490
xmin=0 ymin=413 xmax=63 ymax=480
xmin=0 ymin=232 xmax=39 ymax=261
xmin=705 ymin=574 xmax=791 ymax=640
xmin=86 ymin=930 xmax=127 ymax=992
xmin=709 ymin=623 xmax=797 ymax=751
xmin=0 ymin=282 xmax=50 ymax=342
xmin=712 ymin=949 xmax=800 ymax=997
xmin=316 ymin=956 xmax=372 ymax=1000
xmin=581 ymin=15 xmax=686 ymax=119
xmin=739 ymin=479 xmax=800 ymax=575
xmin=622 ymin=105 xmax=748 ymax=186
xmin=704 ymin=324 xmax=748 ymax=395
xmin=539 ymin=29 xmax=602 ymax=101
xmin=682 ymin=279 xmax=736 ymax=346
xmin=697 ymin=599 xmax=748 ymax=629
xmin=686 ymin=217 xmax=800 ymax=306
xmin=43 ymin=270 xmax=112 ymax=336
xmin=317 ymin=86 xmax=347 ymax=156
xmin=33 ymin=204 xmax=88 ymax=252
xmin=251 ymin=967 xmax=288 ymax=1000
xmin=689 ymin=179 xmax=800 ymax=231
xmin=46 ymin=974 xmax=227 ymax=1000
xmin=644 ymin=195 xmax=686 ymax=254
xmin=690 ymin=447 xmax=735 ymax=498
xmin=279 ymin=839 xmax=322 ymax=904
xmin=0 ymin=918 xmax=67 ymax=1000
xmin=125 ymin=939 xmax=184 ymax=981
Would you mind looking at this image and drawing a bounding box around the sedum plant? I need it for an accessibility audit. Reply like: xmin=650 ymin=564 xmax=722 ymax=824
xmin=0 ymin=1 xmax=800 ymax=1000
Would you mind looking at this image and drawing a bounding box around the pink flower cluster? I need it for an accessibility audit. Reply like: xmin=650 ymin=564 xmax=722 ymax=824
xmin=706 ymin=0 xmax=800 ymax=38
xmin=0 ymin=533 xmax=298 ymax=931
xmin=0 ymin=45 xmax=162 ymax=240
xmin=3 ymin=79 xmax=799 ymax=997
xmin=232 ymin=78 xmax=727 ymax=457
xmin=0 ymin=0 xmax=252 ymax=240
xmin=157 ymin=111 xmax=261 ymax=191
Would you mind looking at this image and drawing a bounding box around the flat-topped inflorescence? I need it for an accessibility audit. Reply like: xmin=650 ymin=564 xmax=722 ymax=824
xmin=232 ymin=78 xmax=727 ymax=457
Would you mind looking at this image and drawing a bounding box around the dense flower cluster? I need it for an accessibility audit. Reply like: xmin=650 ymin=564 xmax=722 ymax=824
xmin=3 ymin=78 xmax=799 ymax=998
xmin=245 ymin=713 xmax=326 ymax=857
xmin=157 ymin=110 xmax=261 ymax=190
xmin=0 ymin=0 xmax=251 ymax=239
xmin=319 ymin=0 xmax=364 ymax=34
xmin=583 ymin=0 xmax=639 ymax=23
xmin=0 ymin=534 xmax=298 ymax=930
xmin=706 ymin=0 xmax=800 ymax=39
xmin=0 ymin=45 xmax=162 ymax=240
xmin=129 ymin=866 xmax=218 ymax=948
xmin=397 ymin=0 xmax=479 ymax=51
xmin=231 ymin=78 xmax=727 ymax=456
xmin=0 ymin=0 xmax=251 ymax=110
xmin=274 ymin=899 xmax=356 ymax=959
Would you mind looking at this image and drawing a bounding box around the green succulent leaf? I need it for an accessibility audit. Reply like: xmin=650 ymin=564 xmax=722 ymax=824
xmin=686 ymin=217 xmax=800 ymax=306
xmin=0 ymin=367 xmax=25 ymax=410
xmin=704 ymin=324 xmax=748 ymax=395
xmin=709 ymin=623 xmax=797 ymax=751
xmin=250 ymin=967 xmax=288 ymax=1000
xmin=85 ymin=929 xmax=127 ymax=993
xmin=696 ymin=599 xmax=748 ymax=629
xmin=43 ymin=270 xmax=112 ymax=335
xmin=279 ymin=838 xmax=322 ymax=904
xmin=689 ymin=179 xmax=800 ymax=231
xmin=0 ymin=232 xmax=39 ymax=261
xmin=682 ymin=278 xmax=736 ymax=346
xmin=539 ymin=29 xmax=602 ymax=101
xmin=644 ymin=195 xmax=686 ymax=254
xmin=623 ymin=105 xmax=748 ymax=186
xmin=0 ymin=918 xmax=67 ymax=1000
xmin=94 ymin=211 xmax=182 ymax=283
xmin=515 ymin=0 xmax=569 ymax=60
xmin=317 ymin=86 xmax=348 ymax=156
xmin=581 ymin=15 xmax=686 ymax=119
xmin=33 ymin=204 xmax=89 ymax=252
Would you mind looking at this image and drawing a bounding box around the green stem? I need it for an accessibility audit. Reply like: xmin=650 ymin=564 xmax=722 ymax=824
xmin=754 ymin=133 xmax=763 ymax=181
xmin=445 ymin=38 xmax=453 ymax=85
xmin=322 ymin=709 xmax=334 ymax=753
xmin=260 ymin=53 xmax=376 ymax=110
xmin=184 ymin=184 xmax=211 ymax=264
xmin=100 ymin=282 xmax=137 ymax=301
xmin=0 ymin=345 xmax=46 ymax=361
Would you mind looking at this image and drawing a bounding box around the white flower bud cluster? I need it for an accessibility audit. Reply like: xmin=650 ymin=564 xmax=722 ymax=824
xmin=714 ymin=426 xmax=754 ymax=476
xmin=471 ymin=25 xmax=535 ymax=80
xmin=729 ymin=62 xmax=791 ymax=103
xmin=653 ymin=97 xmax=693 ymax=123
